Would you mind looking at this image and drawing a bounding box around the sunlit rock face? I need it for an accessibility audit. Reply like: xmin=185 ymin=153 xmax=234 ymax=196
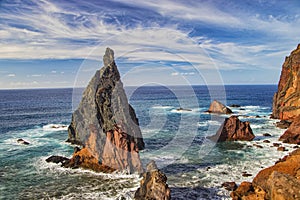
xmin=67 ymin=48 xmax=144 ymax=173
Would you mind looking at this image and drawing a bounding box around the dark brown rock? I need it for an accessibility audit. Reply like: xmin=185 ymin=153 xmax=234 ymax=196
xmin=134 ymin=161 xmax=171 ymax=200
xmin=46 ymin=155 xmax=69 ymax=164
xmin=207 ymin=100 xmax=233 ymax=114
xmin=230 ymin=181 xmax=266 ymax=200
xmin=253 ymin=144 xmax=263 ymax=148
xmin=208 ymin=116 xmax=255 ymax=142
xmin=272 ymin=44 xmax=300 ymax=120
xmin=67 ymin=48 xmax=144 ymax=173
xmin=17 ymin=138 xmax=30 ymax=145
xmin=263 ymin=140 xmax=270 ymax=143
xmin=279 ymin=115 xmax=300 ymax=144
xmin=221 ymin=182 xmax=237 ymax=191
xmin=277 ymin=146 xmax=286 ymax=151
xmin=273 ymin=143 xmax=281 ymax=147
xmin=242 ymin=172 xmax=252 ymax=177
xmin=263 ymin=133 xmax=272 ymax=137
xmin=230 ymin=104 xmax=241 ymax=108
xmin=275 ymin=120 xmax=292 ymax=129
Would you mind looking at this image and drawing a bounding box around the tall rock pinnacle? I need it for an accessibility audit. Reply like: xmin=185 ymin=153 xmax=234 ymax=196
xmin=67 ymin=47 xmax=144 ymax=173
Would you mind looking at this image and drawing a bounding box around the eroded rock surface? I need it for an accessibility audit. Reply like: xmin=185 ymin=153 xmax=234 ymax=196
xmin=279 ymin=115 xmax=300 ymax=144
xmin=272 ymin=44 xmax=300 ymax=120
xmin=64 ymin=48 xmax=144 ymax=173
xmin=134 ymin=161 xmax=171 ymax=200
xmin=207 ymin=100 xmax=233 ymax=114
xmin=231 ymin=149 xmax=300 ymax=200
xmin=208 ymin=116 xmax=255 ymax=142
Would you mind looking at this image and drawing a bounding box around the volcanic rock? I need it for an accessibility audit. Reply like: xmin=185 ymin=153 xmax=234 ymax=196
xmin=222 ymin=182 xmax=237 ymax=191
xmin=207 ymin=100 xmax=233 ymax=114
xmin=17 ymin=138 xmax=30 ymax=145
xmin=66 ymin=48 xmax=144 ymax=173
xmin=232 ymin=148 xmax=300 ymax=199
xmin=134 ymin=161 xmax=171 ymax=200
xmin=208 ymin=116 xmax=255 ymax=142
xmin=279 ymin=115 xmax=300 ymax=144
xmin=272 ymin=44 xmax=300 ymax=120
xmin=46 ymin=155 xmax=69 ymax=164
xmin=275 ymin=120 xmax=292 ymax=129
xmin=230 ymin=104 xmax=241 ymax=108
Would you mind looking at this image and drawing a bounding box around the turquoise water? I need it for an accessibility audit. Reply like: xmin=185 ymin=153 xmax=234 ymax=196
xmin=0 ymin=86 xmax=295 ymax=199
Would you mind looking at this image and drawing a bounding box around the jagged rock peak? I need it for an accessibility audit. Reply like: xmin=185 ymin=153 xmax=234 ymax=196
xmin=103 ymin=47 xmax=115 ymax=67
xmin=66 ymin=48 xmax=144 ymax=173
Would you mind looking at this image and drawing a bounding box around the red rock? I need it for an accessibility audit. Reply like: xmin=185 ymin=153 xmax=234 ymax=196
xmin=279 ymin=115 xmax=300 ymax=144
xmin=277 ymin=146 xmax=286 ymax=151
xmin=272 ymin=44 xmax=300 ymax=120
xmin=207 ymin=100 xmax=232 ymax=114
xmin=221 ymin=182 xmax=237 ymax=191
xmin=208 ymin=116 xmax=255 ymax=142
xmin=134 ymin=161 xmax=171 ymax=200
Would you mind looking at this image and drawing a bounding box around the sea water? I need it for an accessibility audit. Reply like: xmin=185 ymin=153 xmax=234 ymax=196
xmin=0 ymin=86 xmax=294 ymax=199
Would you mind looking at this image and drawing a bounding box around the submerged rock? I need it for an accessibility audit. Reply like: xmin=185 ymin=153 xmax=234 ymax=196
xmin=272 ymin=44 xmax=300 ymax=120
xmin=134 ymin=161 xmax=171 ymax=200
xmin=17 ymin=138 xmax=30 ymax=145
xmin=275 ymin=120 xmax=292 ymax=129
xmin=279 ymin=115 xmax=300 ymax=144
xmin=207 ymin=100 xmax=233 ymax=114
xmin=65 ymin=48 xmax=144 ymax=173
xmin=208 ymin=116 xmax=255 ymax=142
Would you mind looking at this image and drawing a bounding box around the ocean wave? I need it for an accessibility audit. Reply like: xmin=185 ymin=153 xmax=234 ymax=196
xmin=43 ymin=124 xmax=68 ymax=131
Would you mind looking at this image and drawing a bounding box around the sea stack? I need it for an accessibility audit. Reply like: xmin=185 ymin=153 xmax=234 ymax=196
xmin=66 ymin=48 xmax=144 ymax=173
xmin=208 ymin=116 xmax=255 ymax=142
xmin=207 ymin=100 xmax=233 ymax=114
xmin=272 ymin=44 xmax=300 ymax=120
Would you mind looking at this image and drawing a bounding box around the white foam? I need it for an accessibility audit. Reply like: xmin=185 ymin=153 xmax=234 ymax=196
xmin=152 ymin=105 xmax=173 ymax=109
xmin=43 ymin=124 xmax=68 ymax=131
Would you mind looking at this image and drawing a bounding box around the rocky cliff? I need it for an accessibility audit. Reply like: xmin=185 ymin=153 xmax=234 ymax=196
xmin=272 ymin=44 xmax=300 ymax=120
xmin=67 ymin=48 xmax=144 ymax=173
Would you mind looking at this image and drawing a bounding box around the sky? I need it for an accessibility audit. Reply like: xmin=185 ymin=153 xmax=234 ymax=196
xmin=1 ymin=0 xmax=300 ymax=89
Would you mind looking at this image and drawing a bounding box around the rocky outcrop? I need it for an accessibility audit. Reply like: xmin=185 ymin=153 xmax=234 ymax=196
xmin=134 ymin=161 xmax=171 ymax=200
xmin=231 ymin=148 xmax=300 ymax=199
xmin=65 ymin=48 xmax=144 ymax=173
xmin=17 ymin=138 xmax=30 ymax=145
xmin=208 ymin=116 xmax=255 ymax=142
xmin=207 ymin=100 xmax=233 ymax=114
xmin=279 ymin=115 xmax=300 ymax=144
xmin=272 ymin=44 xmax=300 ymax=120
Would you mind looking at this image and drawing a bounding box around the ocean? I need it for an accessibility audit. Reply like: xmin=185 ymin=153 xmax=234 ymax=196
xmin=0 ymin=85 xmax=295 ymax=199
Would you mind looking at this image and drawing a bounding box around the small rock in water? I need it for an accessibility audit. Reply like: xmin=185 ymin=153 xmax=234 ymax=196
xmin=263 ymin=133 xmax=272 ymax=137
xmin=293 ymin=145 xmax=299 ymax=149
xmin=230 ymin=104 xmax=241 ymax=108
xmin=273 ymin=143 xmax=281 ymax=147
xmin=277 ymin=146 xmax=286 ymax=151
xmin=275 ymin=120 xmax=292 ymax=129
xmin=253 ymin=144 xmax=263 ymax=148
xmin=46 ymin=155 xmax=69 ymax=164
xmin=242 ymin=172 xmax=252 ymax=177
xmin=263 ymin=140 xmax=270 ymax=143
xmin=17 ymin=138 xmax=30 ymax=145
xmin=255 ymin=115 xmax=260 ymax=118
xmin=221 ymin=182 xmax=237 ymax=191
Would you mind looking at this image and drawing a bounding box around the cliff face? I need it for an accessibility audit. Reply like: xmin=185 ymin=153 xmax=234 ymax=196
xmin=272 ymin=44 xmax=300 ymax=120
xmin=67 ymin=48 xmax=144 ymax=173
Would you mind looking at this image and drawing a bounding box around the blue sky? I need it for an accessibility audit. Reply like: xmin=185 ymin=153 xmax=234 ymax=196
xmin=1 ymin=0 xmax=300 ymax=89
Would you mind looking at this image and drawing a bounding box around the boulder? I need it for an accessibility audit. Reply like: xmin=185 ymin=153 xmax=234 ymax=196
xmin=17 ymin=138 xmax=30 ymax=145
xmin=65 ymin=48 xmax=144 ymax=173
xmin=279 ymin=115 xmax=300 ymax=144
xmin=134 ymin=161 xmax=171 ymax=200
xmin=208 ymin=116 xmax=255 ymax=142
xmin=46 ymin=155 xmax=69 ymax=164
xmin=275 ymin=120 xmax=292 ymax=129
xmin=207 ymin=100 xmax=233 ymax=114
xmin=272 ymin=44 xmax=300 ymax=120
xmin=221 ymin=182 xmax=237 ymax=191
xmin=230 ymin=104 xmax=241 ymax=108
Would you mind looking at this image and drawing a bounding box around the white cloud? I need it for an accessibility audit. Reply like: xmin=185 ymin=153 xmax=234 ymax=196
xmin=171 ymin=72 xmax=179 ymax=76
xmin=51 ymin=70 xmax=57 ymax=73
xmin=31 ymin=74 xmax=42 ymax=77
xmin=7 ymin=74 xmax=16 ymax=77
